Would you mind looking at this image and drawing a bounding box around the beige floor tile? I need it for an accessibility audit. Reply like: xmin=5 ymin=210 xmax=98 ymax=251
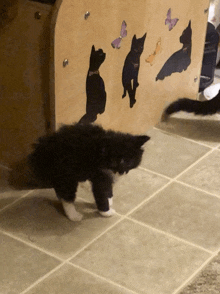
xmin=0 ymin=189 xmax=121 ymax=259
xmin=25 ymin=263 xmax=135 ymax=294
xmin=79 ymin=169 xmax=169 ymax=215
xmin=178 ymin=150 xmax=220 ymax=196
xmin=131 ymin=182 xmax=220 ymax=251
xmin=140 ymin=128 xmax=210 ymax=178
xmin=71 ymin=219 xmax=210 ymax=294
xmin=157 ymin=114 xmax=220 ymax=147
xmin=0 ymin=232 xmax=60 ymax=294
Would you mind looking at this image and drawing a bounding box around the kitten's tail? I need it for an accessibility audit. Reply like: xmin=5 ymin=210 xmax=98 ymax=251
xmin=8 ymin=158 xmax=51 ymax=190
xmin=161 ymin=90 xmax=220 ymax=121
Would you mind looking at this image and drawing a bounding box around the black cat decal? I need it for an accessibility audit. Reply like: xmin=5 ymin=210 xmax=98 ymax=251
xmin=79 ymin=45 xmax=106 ymax=124
xmin=156 ymin=20 xmax=192 ymax=81
xmin=122 ymin=33 xmax=147 ymax=108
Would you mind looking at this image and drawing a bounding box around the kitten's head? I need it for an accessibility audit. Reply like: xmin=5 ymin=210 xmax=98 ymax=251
xmin=101 ymin=133 xmax=150 ymax=174
xmin=131 ymin=33 xmax=147 ymax=55
xmin=89 ymin=45 xmax=106 ymax=71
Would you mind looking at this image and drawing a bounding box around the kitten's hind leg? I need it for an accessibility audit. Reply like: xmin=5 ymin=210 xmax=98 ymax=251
xmin=54 ymin=183 xmax=83 ymax=221
xmin=91 ymin=170 xmax=115 ymax=217
xmin=61 ymin=200 xmax=83 ymax=221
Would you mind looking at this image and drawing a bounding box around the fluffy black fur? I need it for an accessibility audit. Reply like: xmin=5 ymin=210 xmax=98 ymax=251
xmin=161 ymin=90 xmax=220 ymax=121
xmin=28 ymin=123 xmax=149 ymax=216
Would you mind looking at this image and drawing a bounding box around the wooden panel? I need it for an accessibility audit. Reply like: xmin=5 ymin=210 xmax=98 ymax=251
xmin=0 ymin=0 xmax=210 ymax=167
xmin=0 ymin=0 xmax=53 ymax=165
xmin=54 ymin=0 xmax=210 ymax=133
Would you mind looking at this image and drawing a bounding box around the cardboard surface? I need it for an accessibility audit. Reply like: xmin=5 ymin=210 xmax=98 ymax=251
xmin=54 ymin=0 xmax=210 ymax=133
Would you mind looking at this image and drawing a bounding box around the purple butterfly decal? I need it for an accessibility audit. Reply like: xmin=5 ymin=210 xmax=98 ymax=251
xmin=111 ymin=20 xmax=127 ymax=49
xmin=165 ymin=8 xmax=179 ymax=31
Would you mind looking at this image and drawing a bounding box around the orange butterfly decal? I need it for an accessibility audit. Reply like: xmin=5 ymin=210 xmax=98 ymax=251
xmin=146 ymin=38 xmax=161 ymax=65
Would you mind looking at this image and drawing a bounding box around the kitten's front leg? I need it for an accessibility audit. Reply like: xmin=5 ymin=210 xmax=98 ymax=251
xmin=108 ymin=197 xmax=113 ymax=207
xmin=91 ymin=171 xmax=115 ymax=217
xmin=99 ymin=208 xmax=115 ymax=217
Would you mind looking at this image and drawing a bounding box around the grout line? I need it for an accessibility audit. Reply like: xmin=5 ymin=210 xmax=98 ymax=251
xmin=18 ymin=215 xmax=128 ymax=294
xmin=173 ymin=149 xmax=215 ymax=180
xmin=0 ymin=190 xmax=34 ymax=213
xmin=19 ymin=262 xmax=66 ymax=294
xmin=175 ymin=179 xmax=220 ymax=201
xmin=65 ymin=215 xmax=126 ymax=262
xmin=69 ymin=263 xmax=140 ymax=294
xmin=172 ymin=252 xmax=218 ymax=294
xmin=125 ymin=178 xmax=173 ymax=216
xmin=138 ymin=166 xmax=172 ymax=181
xmin=139 ymin=163 xmax=220 ymax=204
xmin=0 ymin=229 xmax=64 ymax=262
xmin=3 ymin=129 xmax=220 ymax=294
xmin=126 ymin=216 xmax=213 ymax=255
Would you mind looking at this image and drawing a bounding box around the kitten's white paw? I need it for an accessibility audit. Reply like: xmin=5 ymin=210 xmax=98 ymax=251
xmin=108 ymin=197 xmax=113 ymax=207
xmin=68 ymin=211 xmax=83 ymax=222
xmin=61 ymin=200 xmax=83 ymax=221
xmin=99 ymin=208 xmax=116 ymax=217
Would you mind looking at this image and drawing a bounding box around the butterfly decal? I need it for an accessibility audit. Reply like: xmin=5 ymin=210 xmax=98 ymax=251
xmin=146 ymin=38 xmax=161 ymax=65
xmin=111 ymin=20 xmax=127 ymax=49
xmin=165 ymin=8 xmax=179 ymax=31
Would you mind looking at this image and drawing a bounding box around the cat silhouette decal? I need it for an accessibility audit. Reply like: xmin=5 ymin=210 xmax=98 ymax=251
xmin=122 ymin=33 xmax=147 ymax=108
xmin=79 ymin=45 xmax=106 ymax=124
xmin=156 ymin=20 xmax=192 ymax=81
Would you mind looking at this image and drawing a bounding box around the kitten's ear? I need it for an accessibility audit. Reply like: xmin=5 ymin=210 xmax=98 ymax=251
xmin=92 ymin=45 xmax=95 ymax=52
xmin=135 ymin=135 xmax=150 ymax=147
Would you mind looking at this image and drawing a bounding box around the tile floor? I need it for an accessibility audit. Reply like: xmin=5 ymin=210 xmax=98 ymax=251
xmin=1 ymin=115 xmax=220 ymax=294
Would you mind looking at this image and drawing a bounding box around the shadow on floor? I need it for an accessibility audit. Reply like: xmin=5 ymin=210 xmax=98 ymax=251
xmin=157 ymin=116 xmax=220 ymax=143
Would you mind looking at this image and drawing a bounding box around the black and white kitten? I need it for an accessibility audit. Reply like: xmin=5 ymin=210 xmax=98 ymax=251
xmin=161 ymin=90 xmax=220 ymax=121
xmin=28 ymin=123 xmax=150 ymax=221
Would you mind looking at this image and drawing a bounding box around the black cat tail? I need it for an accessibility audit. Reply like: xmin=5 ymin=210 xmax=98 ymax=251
xmin=161 ymin=90 xmax=220 ymax=121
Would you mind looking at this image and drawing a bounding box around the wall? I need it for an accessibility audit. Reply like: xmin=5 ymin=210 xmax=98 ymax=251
xmin=54 ymin=0 xmax=210 ymax=134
